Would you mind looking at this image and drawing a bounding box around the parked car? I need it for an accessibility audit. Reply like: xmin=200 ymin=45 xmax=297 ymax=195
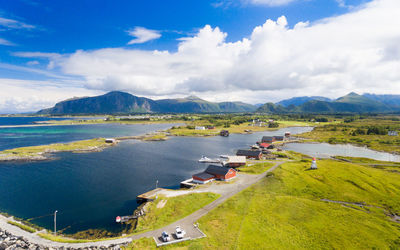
xmin=175 ymin=226 xmax=186 ymax=239
xmin=161 ymin=231 xmax=170 ymax=242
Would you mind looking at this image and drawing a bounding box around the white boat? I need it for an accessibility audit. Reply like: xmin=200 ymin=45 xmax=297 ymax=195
xmin=198 ymin=156 xmax=220 ymax=163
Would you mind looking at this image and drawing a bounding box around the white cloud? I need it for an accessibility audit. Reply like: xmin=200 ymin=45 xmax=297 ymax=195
xmin=0 ymin=37 xmax=14 ymax=46
xmin=26 ymin=60 xmax=40 ymax=66
xmin=3 ymin=0 xmax=400 ymax=112
xmin=126 ymin=27 xmax=161 ymax=45
xmin=0 ymin=79 xmax=102 ymax=113
xmin=245 ymin=0 xmax=298 ymax=6
xmin=13 ymin=52 xmax=61 ymax=59
xmin=47 ymin=0 xmax=400 ymax=104
xmin=0 ymin=17 xmax=35 ymax=29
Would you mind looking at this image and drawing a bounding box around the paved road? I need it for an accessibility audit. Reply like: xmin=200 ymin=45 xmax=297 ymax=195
xmin=0 ymin=162 xmax=283 ymax=248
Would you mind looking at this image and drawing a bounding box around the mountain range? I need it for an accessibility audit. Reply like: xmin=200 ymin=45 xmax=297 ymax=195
xmin=37 ymin=91 xmax=257 ymax=114
xmin=257 ymin=92 xmax=400 ymax=114
xmin=37 ymin=91 xmax=400 ymax=115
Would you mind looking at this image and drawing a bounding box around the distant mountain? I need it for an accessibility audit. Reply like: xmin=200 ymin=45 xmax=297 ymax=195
xmin=276 ymin=96 xmax=331 ymax=107
xmin=37 ymin=92 xmax=257 ymax=114
xmin=256 ymin=103 xmax=288 ymax=113
xmin=363 ymin=93 xmax=400 ymax=108
xmin=37 ymin=91 xmax=158 ymax=115
xmin=257 ymin=92 xmax=395 ymax=114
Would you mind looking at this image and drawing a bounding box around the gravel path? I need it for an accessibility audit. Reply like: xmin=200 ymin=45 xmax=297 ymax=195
xmin=0 ymin=161 xmax=283 ymax=248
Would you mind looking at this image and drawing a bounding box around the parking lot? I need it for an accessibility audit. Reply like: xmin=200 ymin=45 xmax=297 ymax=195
xmin=153 ymin=224 xmax=205 ymax=246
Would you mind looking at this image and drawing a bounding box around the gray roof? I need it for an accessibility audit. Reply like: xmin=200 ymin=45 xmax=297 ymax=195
xmin=262 ymin=136 xmax=274 ymax=141
xmin=205 ymin=165 xmax=231 ymax=175
xmin=236 ymin=149 xmax=262 ymax=157
xmin=193 ymin=172 xmax=215 ymax=180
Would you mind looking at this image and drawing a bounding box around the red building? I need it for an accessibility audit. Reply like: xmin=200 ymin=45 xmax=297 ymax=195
xmin=192 ymin=165 xmax=237 ymax=184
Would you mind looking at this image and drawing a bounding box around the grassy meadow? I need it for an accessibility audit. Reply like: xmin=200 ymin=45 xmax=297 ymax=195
xmin=134 ymin=193 xmax=220 ymax=233
xmin=126 ymin=158 xmax=400 ymax=249
xmin=237 ymin=161 xmax=275 ymax=174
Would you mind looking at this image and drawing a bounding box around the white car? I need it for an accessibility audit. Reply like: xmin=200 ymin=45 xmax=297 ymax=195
xmin=175 ymin=226 xmax=186 ymax=239
xmin=161 ymin=231 xmax=170 ymax=242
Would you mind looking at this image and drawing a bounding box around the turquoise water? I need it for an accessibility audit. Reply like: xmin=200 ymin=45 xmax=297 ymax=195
xmin=0 ymin=123 xmax=178 ymax=151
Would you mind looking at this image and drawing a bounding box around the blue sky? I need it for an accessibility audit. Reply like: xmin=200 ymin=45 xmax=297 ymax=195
xmin=1 ymin=0 xmax=399 ymax=113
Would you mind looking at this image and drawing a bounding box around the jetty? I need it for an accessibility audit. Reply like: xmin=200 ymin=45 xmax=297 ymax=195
xmin=180 ymin=178 xmax=197 ymax=189
xmin=136 ymin=188 xmax=163 ymax=202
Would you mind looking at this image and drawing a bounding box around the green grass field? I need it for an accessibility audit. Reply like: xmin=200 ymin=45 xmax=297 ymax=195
xmin=134 ymin=193 xmax=220 ymax=232
xmin=127 ymin=158 xmax=400 ymax=249
xmin=237 ymin=162 xmax=275 ymax=174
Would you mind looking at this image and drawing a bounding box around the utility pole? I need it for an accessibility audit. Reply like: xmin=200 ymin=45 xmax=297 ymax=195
xmin=156 ymin=180 xmax=159 ymax=200
xmin=54 ymin=210 xmax=58 ymax=235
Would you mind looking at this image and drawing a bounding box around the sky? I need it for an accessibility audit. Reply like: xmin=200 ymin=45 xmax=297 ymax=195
xmin=0 ymin=0 xmax=399 ymax=113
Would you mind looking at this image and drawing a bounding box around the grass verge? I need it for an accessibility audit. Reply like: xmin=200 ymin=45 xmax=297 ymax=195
xmin=7 ymin=221 xmax=36 ymax=233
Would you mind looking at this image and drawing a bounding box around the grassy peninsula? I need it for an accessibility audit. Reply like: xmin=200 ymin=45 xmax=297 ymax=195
xmin=0 ymin=138 xmax=114 ymax=161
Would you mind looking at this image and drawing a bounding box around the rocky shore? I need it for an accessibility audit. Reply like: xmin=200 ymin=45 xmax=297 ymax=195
xmin=0 ymin=229 xmax=125 ymax=250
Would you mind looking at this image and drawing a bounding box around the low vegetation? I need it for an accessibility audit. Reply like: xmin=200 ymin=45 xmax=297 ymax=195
xmin=298 ymin=116 xmax=400 ymax=153
xmin=134 ymin=193 xmax=220 ymax=232
xmin=37 ymin=233 xmax=97 ymax=243
xmin=0 ymin=138 xmax=113 ymax=161
xmin=7 ymin=221 xmax=36 ymax=233
xmin=127 ymin=158 xmax=400 ymax=249
xmin=237 ymin=162 xmax=275 ymax=174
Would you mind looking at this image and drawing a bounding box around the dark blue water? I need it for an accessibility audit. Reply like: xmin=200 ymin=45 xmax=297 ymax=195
xmin=0 ymin=124 xmax=179 ymax=151
xmin=0 ymin=126 xmax=312 ymax=234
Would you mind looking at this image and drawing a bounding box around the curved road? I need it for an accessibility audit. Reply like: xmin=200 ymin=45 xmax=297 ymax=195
xmin=0 ymin=162 xmax=283 ymax=248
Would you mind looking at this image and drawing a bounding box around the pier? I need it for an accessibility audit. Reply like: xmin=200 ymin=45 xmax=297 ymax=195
xmin=136 ymin=188 xmax=163 ymax=202
xmin=180 ymin=178 xmax=197 ymax=189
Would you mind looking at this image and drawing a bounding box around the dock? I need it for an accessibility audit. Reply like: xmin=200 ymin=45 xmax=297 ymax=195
xmin=180 ymin=178 xmax=197 ymax=189
xmin=136 ymin=188 xmax=163 ymax=202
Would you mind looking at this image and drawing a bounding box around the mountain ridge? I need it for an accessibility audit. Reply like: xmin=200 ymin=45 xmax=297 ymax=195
xmin=37 ymin=91 xmax=257 ymax=114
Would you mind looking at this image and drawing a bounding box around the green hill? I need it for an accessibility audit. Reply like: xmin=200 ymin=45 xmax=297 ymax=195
xmin=37 ymin=92 xmax=256 ymax=114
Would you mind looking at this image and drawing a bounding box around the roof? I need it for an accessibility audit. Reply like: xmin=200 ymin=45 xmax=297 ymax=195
xmin=193 ymin=172 xmax=215 ymax=180
xmin=236 ymin=149 xmax=262 ymax=157
xmin=274 ymin=136 xmax=284 ymax=140
xmin=260 ymin=143 xmax=270 ymax=148
xmin=205 ymin=165 xmax=232 ymax=175
xmin=262 ymin=136 xmax=275 ymax=141
xmin=227 ymin=156 xmax=246 ymax=163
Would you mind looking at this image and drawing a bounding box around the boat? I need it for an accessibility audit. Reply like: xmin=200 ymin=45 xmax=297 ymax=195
xmin=251 ymin=144 xmax=260 ymax=149
xmin=198 ymin=156 xmax=221 ymax=163
xmin=219 ymin=155 xmax=229 ymax=159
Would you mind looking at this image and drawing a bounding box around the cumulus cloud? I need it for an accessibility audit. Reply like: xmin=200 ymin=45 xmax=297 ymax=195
xmin=44 ymin=0 xmax=399 ymax=104
xmin=126 ymin=27 xmax=161 ymax=45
